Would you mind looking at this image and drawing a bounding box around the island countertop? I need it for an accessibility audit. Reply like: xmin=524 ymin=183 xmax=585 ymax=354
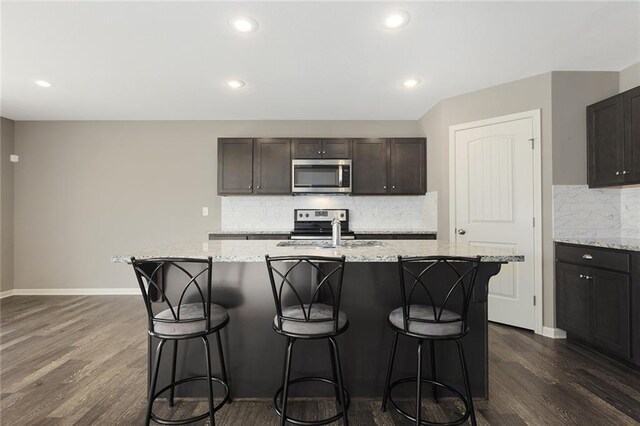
xmin=111 ymin=239 xmax=524 ymax=263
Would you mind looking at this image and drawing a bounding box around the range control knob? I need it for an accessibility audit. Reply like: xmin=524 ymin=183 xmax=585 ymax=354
xmin=299 ymin=213 xmax=303 ymax=217
xmin=340 ymin=213 xmax=345 ymax=218
xmin=305 ymin=213 xmax=309 ymax=217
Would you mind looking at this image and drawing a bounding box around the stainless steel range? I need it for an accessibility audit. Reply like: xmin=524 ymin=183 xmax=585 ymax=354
xmin=290 ymin=209 xmax=355 ymax=240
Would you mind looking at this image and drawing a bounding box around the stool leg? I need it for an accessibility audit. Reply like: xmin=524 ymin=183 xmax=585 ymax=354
xmin=329 ymin=337 xmax=349 ymax=426
xmin=216 ymin=331 xmax=231 ymax=403
xmin=280 ymin=337 xmax=295 ymax=426
xmin=416 ymin=339 xmax=423 ymax=426
xmin=381 ymin=332 xmax=399 ymax=412
xmin=169 ymin=340 xmax=178 ymax=407
xmin=456 ymin=339 xmax=477 ymax=426
xmin=146 ymin=339 xmax=166 ymax=426
xmin=328 ymin=340 xmax=340 ymax=404
xmin=429 ymin=340 xmax=438 ymax=403
xmin=202 ymin=336 xmax=216 ymax=426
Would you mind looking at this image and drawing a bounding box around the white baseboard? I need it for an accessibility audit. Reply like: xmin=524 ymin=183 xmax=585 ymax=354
xmin=0 ymin=289 xmax=16 ymax=299
xmin=542 ymin=326 xmax=567 ymax=339
xmin=0 ymin=288 xmax=139 ymax=298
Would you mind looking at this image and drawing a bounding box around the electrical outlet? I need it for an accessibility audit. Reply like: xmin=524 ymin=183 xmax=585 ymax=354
xmin=202 ymin=207 xmax=209 ymax=217
xmin=9 ymin=154 xmax=19 ymax=163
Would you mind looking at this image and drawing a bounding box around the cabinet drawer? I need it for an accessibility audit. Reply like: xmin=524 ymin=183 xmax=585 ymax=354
xmin=556 ymin=244 xmax=630 ymax=272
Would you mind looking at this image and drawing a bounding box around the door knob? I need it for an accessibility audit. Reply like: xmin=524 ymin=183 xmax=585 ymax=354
xmin=457 ymin=229 xmax=466 ymax=235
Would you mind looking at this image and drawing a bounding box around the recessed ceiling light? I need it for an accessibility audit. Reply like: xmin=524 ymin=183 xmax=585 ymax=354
xmin=34 ymin=80 xmax=52 ymax=88
xmin=382 ymin=11 xmax=410 ymax=29
xmin=229 ymin=16 xmax=258 ymax=33
xmin=401 ymin=78 xmax=421 ymax=88
xmin=227 ymin=79 xmax=246 ymax=89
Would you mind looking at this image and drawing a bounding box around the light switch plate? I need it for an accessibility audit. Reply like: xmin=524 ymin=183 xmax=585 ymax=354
xmin=9 ymin=154 xmax=19 ymax=163
xmin=202 ymin=207 xmax=209 ymax=216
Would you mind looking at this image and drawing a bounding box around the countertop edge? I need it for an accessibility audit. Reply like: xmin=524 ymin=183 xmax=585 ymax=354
xmin=554 ymin=238 xmax=640 ymax=252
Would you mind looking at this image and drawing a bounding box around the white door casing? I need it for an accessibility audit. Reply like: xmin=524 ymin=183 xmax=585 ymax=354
xmin=449 ymin=110 xmax=542 ymax=333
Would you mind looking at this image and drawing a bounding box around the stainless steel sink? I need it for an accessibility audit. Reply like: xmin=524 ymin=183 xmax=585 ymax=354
xmin=276 ymin=240 xmax=383 ymax=249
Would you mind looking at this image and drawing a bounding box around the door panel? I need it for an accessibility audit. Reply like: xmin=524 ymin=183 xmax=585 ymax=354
xmin=218 ymin=138 xmax=253 ymax=194
xmin=556 ymin=262 xmax=590 ymax=339
xmin=352 ymin=138 xmax=388 ymax=194
xmin=322 ymin=139 xmax=350 ymax=159
xmin=624 ymin=86 xmax=640 ymax=184
xmin=588 ymin=96 xmax=625 ymax=187
xmin=292 ymin=139 xmax=322 ymax=159
xmin=389 ymin=138 xmax=426 ymax=194
xmin=454 ymin=117 xmax=535 ymax=330
xmin=590 ymin=268 xmax=631 ymax=358
xmin=253 ymin=139 xmax=291 ymax=194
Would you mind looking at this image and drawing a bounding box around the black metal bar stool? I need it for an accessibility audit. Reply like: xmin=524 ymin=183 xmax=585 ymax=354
xmin=131 ymin=257 xmax=231 ymax=426
xmin=381 ymin=256 xmax=481 ymax=426
xmin=265 ymin=255 xmax=350 ymax=426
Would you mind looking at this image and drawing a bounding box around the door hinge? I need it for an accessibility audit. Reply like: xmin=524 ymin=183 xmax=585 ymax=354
xmin=533 ymin=295 xmax=536 ymax=306
xmin=529 ymin=138 xmax=535 ymax=149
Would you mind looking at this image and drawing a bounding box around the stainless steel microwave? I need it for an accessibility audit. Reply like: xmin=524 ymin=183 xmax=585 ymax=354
xmin=292 ymin=159 xmax=352 ymax=194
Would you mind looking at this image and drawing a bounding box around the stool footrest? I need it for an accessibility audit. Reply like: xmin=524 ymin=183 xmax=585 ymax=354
xmin=150 ymin=375 xmax=230 ymax=425
xmin=273 ymin=376 xmax=350 ymax=426
xmin=388 ymin=377 xmax=471 ymax=426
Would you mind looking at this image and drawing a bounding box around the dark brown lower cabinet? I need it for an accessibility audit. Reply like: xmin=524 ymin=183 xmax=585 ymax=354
xmin=555 ymin=243 xmax=638 ymax=365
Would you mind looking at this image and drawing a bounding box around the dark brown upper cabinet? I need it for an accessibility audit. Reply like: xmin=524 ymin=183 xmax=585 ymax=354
xmin=389 ymin=138 xmax=426 ymax=194
xmin=292 ymin=138 xmax=350 ymax=159
xmin=253 ymin=138 xmax=291 ymax=194
xmin=218 ymin=138 xmax=254 ymax=194
xmin=352 ymin=138 xmax=388 ymax=194
xmin=588 ymin=85 xmax=640 ymax=187
xmin=352 ymin=138 xmax=426 ymax=195
xmin=218 ymin=138 xmax=291 ymax=195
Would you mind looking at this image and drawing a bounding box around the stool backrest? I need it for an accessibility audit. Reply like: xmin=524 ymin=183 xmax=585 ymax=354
xmin=265 ymin=255 xmax=346 ymax=334
xmin=131 ymin=257 xmax=213 ymax=334
xmin=397 ymin=256 xmax=481 ymax=333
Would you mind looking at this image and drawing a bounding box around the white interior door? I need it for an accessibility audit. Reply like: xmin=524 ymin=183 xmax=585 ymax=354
xmin=453 ymin=116 xmax=536 ymax=330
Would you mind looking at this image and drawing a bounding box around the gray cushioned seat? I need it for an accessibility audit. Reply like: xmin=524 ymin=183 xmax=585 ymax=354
xmin=273 ymin=303 xmax=347 ymax=336
xmin=153 ymin=303 xmax=228 ymax=336
xmin=389 ymin=305 xmax=463 ymax=337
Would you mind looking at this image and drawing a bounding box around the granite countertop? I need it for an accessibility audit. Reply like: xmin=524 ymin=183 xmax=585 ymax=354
xmin=554 ymin=237 xmax=640 ymax=252
xmin=208 ymin=230 xmax=437 ymax=235
xmin=112 ymin=240 xmax=523 ymax=264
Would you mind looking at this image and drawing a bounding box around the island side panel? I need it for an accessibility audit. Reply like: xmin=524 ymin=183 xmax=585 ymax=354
xmin=150 ymin=261 xmax=499 ymax=398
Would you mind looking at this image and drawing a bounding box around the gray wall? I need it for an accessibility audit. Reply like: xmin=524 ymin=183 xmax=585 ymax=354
xmin=551 ymin=71 xmax=619 ymax=185
xmin=418 ymin=73 xmax=555 ymax=327
xmin=1 ymin=117 xmax=15 ymax=293
xmin=619 ymin=61 xmax=640 ymax=92
xmin=12 ymin=120 xmax=420 ymax=290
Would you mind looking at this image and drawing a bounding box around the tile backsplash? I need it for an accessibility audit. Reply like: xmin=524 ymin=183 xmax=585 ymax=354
xmin=553 ymin=185 xmax=640 ymax=239
xmin=221 ymin=193 xmax=437 ymax=232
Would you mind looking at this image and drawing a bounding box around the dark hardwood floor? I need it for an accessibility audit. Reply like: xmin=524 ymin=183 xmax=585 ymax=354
xmin=1 ymin=296 xmax=639 ymax=425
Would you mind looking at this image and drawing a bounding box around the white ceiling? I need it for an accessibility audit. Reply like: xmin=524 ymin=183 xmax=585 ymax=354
xmin=2 ymin=1 xmax=639 ymax=121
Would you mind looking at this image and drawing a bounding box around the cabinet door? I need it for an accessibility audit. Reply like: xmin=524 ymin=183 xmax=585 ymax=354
xmin=590 ymin=268 xmax=631 ymax=359
xmin=322 ymin=139 xmax=351 ymax=159
xmin=253 ymin=138 xmax=291 ymax=194
xmin=218 ymin=138 xmax=254 ymax=194
xmin=292 ymin=138 xmax=322 ymax=159
xmin=351 ymin=138 xmax=388 ymax=194
xmin=587 ymin=95 xmax=625 ymax=187
xmin=556 ymin=262 xmax=590 ymax=339
xmin=624 ymin=86 xmax=640 ymax=184
xmin=389 ymin=138 xmax=426 ymax=194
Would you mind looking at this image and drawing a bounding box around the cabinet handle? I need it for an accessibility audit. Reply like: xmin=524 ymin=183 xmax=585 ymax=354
xmin=582 ymin=254 xmax=593 ymax=260
xmin=257 ymin=185 xmax=261 ymax=189
xmin=323 ymin=151 xmax=326 ymax=154
xmin=623 ymin=170 xmax=629 ymax=174
xmin=383 ymin=185 xmax=387 ymax=189
xmin=392 ymin=185 xmax=396 ymax=189
xmin=579 ymin=274 xmax=592 ymax=280
xmin=616 ymin=171 xmax=621 ymax=175
xmin=318 ymin=151 xmax=321 ymax=154
xmin=249 ymin=185 xmax=252 ymax=189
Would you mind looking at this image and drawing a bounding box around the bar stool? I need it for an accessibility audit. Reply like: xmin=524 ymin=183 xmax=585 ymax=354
xmin=131 ymin=257 xmax=231 ymax=426
xmin=265 ymin=255 xmax=350 ymax=426
xmin=381 ymin=256 xmax=481 ymax=426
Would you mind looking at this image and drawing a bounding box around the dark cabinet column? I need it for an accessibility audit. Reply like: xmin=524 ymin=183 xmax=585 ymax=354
xmin=253 ymin=138 xmax=292 ymax=194
xmin=589 ymin=268 xmax=631 ymax=359
xmin=623 ymin=86 xmax=640 ymax=184
xmin=352 ymin=138 xmax=388 ymax=194
xmin=218 ymin=138 xmax=254 ymax=194
xmin=292 ymin=139 xmax=322 ymax=159
xmin=389 ymin=138 xmax=426 ymax=194
xmin=588 ymin=95 xmax=625 ymax=187
xmin=556 ymin=262 xmax=590 ymax=339
xmin=322 ymin=139 xmax=350 ymax=159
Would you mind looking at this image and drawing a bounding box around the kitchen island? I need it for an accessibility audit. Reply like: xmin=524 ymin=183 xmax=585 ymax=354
xmin=112 ymin=240 xmax=523 ymax=399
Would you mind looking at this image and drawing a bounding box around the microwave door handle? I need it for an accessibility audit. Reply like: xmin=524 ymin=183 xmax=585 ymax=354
xmin=338 ymin=165 xmax=343 ymax=187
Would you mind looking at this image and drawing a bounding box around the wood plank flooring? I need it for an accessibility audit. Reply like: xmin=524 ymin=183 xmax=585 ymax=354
xmin=1 ymin=296 xmax=639 ymax=425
